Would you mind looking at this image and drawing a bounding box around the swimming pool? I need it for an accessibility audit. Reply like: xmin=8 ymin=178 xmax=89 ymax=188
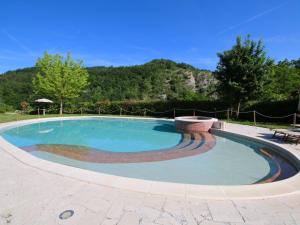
xmin=0 ymin=117 xmax=297 ymax=185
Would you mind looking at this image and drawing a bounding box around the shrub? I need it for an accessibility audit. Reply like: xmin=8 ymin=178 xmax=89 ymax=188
xmin=20 ymin=101 xmax=32 ymax=113
xmin=0 ymin=103 xmax=14 ymax=113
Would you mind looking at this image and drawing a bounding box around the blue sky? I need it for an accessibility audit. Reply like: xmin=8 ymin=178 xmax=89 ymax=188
xmin=0 ymin=0 xmax=299 ymax=73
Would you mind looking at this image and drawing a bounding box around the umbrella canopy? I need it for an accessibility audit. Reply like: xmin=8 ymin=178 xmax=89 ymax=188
xmin=35 ymin=98 xmax=53 ymax=103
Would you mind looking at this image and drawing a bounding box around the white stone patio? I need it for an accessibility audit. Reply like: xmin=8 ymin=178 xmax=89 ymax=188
xmin=0 ymin=121 xmax=300 ymax=225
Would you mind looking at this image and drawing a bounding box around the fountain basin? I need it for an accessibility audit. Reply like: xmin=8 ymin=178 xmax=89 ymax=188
xmin=175 ymin=116 xmax=218 ymax=133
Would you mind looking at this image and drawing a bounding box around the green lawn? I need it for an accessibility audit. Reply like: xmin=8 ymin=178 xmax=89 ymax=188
xmin=0 ymin=113 xmax=93 ymax=123
xmin=224 ymin=119 xmax=290 ymax=129
xmin=0 ymin=113 xmax=292 ymax=129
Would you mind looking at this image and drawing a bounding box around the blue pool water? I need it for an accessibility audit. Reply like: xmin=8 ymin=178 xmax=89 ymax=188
xmin=0 ymin=118 xmax=297 ymax=185
xmin=1 ymin=118 xmax=182 ymax=152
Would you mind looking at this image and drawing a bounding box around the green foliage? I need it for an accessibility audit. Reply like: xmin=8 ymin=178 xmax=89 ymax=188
xmin=20 ymin=101 xmax=32 ymax=114
xmin=0 ymin=68 xmax=36 ymax=108
xmin=95 ymin=100 xmax=229 ymax=118
xmin=0 ymin=103 xmax=14 ymax=113
xmin=33 ymin=52 xmax=89 ymax=114
xmin=85 ymin=59 xmax=214 ymax=102
xmin=262 ymin=59 xmax=300 ymax=101
xmin=245 ymin=99 xmax=298 ymax=116
xmin=0 ymin=47 xmax=298 ymax=118
xmin=0 ymin=59 xmax=215 ymax=110
xmin=215 ymin=35 xmax=273 ymax=111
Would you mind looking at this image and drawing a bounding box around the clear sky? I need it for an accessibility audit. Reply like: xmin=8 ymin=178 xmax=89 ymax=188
xmin=0 ymin=0 xmax=299 ymax=73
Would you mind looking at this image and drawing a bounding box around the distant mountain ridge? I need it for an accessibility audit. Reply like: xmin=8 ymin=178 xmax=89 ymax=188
xmin=0 ymin=59 xmax=216 ymax=107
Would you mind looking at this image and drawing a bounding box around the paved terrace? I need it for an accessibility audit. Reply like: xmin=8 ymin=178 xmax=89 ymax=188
xmin=0 ymin=122 xmax=300 ymax=225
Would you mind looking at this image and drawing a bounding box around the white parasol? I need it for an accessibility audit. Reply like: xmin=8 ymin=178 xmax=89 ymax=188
xmin=35 ymin=98 xmax=53 ymax=103
xmin=35 ymin=98 xmax=53 ymax=115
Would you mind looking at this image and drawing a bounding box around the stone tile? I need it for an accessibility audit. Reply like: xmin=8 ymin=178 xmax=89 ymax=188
xmin=137 ymin=206 xmax=161 ymax=223
xmin=200 ymin=221 xmax=230 ymax=225
xmin=163 ymin=198 xmax=197 ymax=225
xmin=118 ymin=211 xmax=140 ymax=225
xmin=101 ymin=218 xmax=118 ymax=225
xmin=230 ymin=222 xmax=265 ymax=225
xmin=207 ymin=200 xmax=244 ymax=223
xmin=187 ymin=199 xmax=213 ymax=223
xmin=154 ymin=213 xmax=182 ymax=225
xmin=142 ymin=194 xmax=165 ymax=210
xmin=140 ymin=222 xmax=157 ymax=225
xmin=291 ymin=212 xmax=300 ymax=224
xmin=106 ymin=202 xmax=124 ymax=220
xmin=233 ymin=199 xmax=295 ymax=224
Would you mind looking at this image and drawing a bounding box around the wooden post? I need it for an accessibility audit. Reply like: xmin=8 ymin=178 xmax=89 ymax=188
xmin=293 ymin=113 xmax=297 ymax=127
xmin=227 ymin=108 xmax=229 ymax=122
xmin=120 ymin=108 xmax=122 ymax=116
xmin=173 ymin=108 xmax=176 ymax=118
xmin=193 ymin=109 xmax=195 ymax=116
xmin=253 ymin=110 xmax=256 ymax=126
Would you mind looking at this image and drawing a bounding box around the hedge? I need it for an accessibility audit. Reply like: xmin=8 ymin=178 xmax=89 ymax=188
xmin=37 ymin=99 xmax=299 ymax=124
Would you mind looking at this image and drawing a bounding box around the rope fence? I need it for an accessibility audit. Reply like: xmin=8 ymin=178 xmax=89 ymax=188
xmin=44 ymin=104 xmax=300 ymax=126
xmin=87 ymin=107 xmax=299 ymax=126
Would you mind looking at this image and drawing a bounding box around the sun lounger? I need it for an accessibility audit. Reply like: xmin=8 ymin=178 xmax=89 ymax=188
xmin=285 ymin=130 xmax=300 ymax=145
xmin=272 ymin=129 xmax=289 ymax=139
xmin=272 ymin=129 xmax=300 ymax=145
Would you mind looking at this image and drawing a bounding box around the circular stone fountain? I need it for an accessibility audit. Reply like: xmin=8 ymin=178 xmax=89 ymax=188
xmin=175 ymin=116 xmax=218 ymax=133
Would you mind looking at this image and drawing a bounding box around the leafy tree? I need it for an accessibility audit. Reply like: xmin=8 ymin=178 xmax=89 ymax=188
xmin=292 ymin=58 xmax=300 ymax=70
xmin=262 ymin=60 xmax=300 ymax=102
xmin=33 ymin=52 xmax=89 ymax=114
xmin=0 ymin=58 xmax=227 ymax=107
xmin=0 ymin=68 xmax=36 ymax=108
xmin=292 ymin=58 xmax=300 ymax=111
xmin=215 ymin=35 xmax=273 ymax=115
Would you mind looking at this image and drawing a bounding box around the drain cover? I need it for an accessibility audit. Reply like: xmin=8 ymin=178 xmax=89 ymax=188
xmin=59 ymin=210 xmax=74 ymax=220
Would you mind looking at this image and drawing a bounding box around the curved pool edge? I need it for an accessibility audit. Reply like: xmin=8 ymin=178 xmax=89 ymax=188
xmin=0 ymin=116 xmax=300 ymax=200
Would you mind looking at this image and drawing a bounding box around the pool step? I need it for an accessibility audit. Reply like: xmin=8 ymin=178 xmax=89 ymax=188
xmin=21 ymin=132 xmax=216 ymax=163
xmin=174 ymin=132 xmax=216 ymax=154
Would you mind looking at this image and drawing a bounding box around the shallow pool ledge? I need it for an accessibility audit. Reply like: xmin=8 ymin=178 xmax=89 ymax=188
xmin=0 ymin=116 xmax=300 ymax=200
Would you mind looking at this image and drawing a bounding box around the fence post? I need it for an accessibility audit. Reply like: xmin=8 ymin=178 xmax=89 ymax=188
xmin=253 ymin=110 xmax=256 ymax=126
xmin=227 ymin=108 xmax=230 ymax=122
xmin=294 ymin=113 xmax=297 ymax=127
xmin=173 ymin=108 xmax=176 ymax=118
xmin=193 ymin=109 xmax=195 ymax=117
xmin=120 ymin=108 xmax=122 ymax=116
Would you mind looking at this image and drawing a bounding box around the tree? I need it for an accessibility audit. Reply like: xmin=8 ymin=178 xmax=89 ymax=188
xmin=292 ymin=58 xmax=300 ymax=112
xmin=33 ymin=52 xmax=89 ymax=114
xmin=215 ymin=35 xmax=273 ymax=115
xmin=262 ymin=60 xmax=300 ymax=102
xmin=292 ymin=58 xmax=300 ymax=70
xmin=292 ymin=58 xmax=300 ymax=111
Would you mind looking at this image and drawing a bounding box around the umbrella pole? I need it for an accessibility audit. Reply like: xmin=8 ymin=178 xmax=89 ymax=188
xmin=38 ymin=107 xmax=40 ymax=115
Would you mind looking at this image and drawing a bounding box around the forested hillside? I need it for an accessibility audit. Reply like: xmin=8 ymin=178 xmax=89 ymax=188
xmin=0 ymin=59 xmax=216 ymax=108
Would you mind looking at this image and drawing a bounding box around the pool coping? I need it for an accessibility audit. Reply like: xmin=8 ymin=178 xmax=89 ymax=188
xmin=0 ymin=115 xmax=300 ymax=200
